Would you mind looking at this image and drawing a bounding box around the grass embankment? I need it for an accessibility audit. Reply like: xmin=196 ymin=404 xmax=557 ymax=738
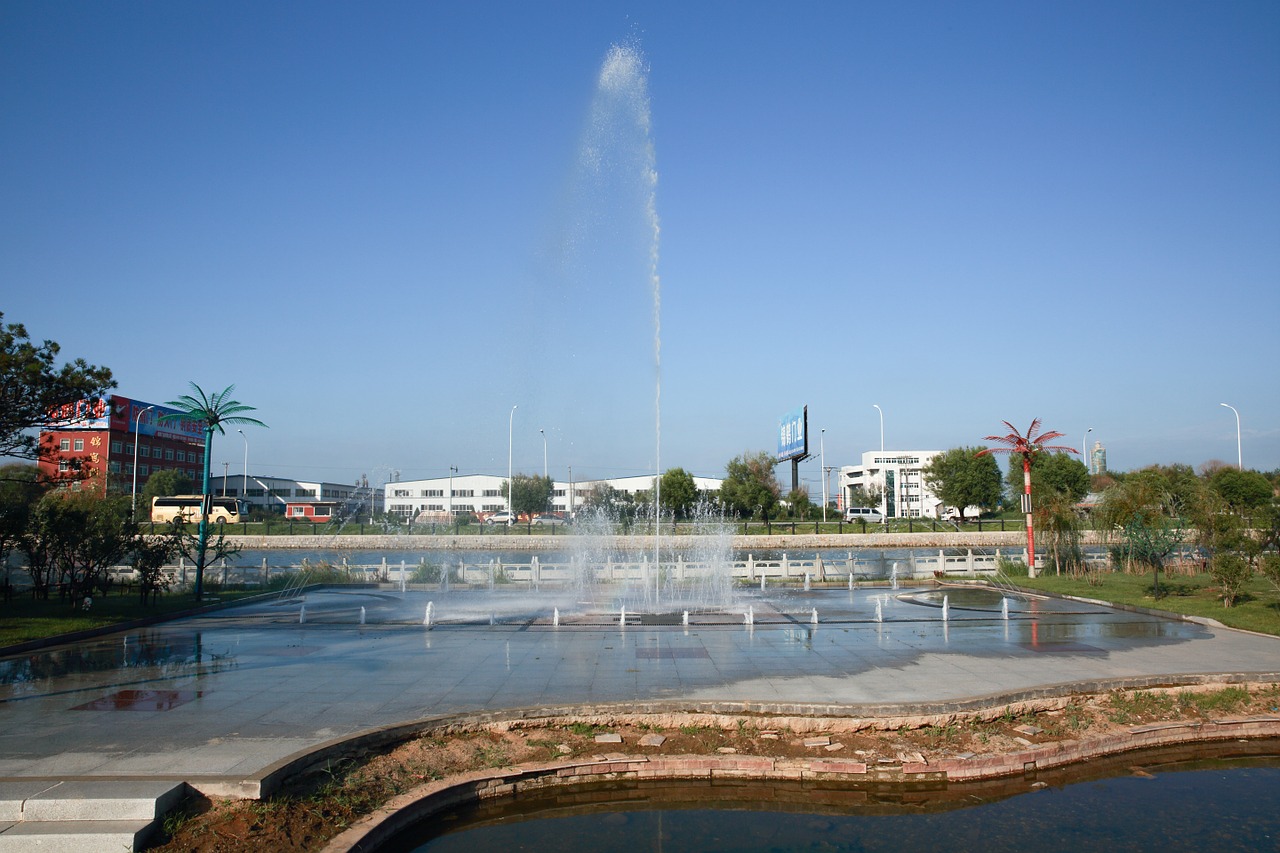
xmin=1016 ymin=569 xmax=1280 ymax=636
xmin=0 ymin=588 xmax=264 ymax=648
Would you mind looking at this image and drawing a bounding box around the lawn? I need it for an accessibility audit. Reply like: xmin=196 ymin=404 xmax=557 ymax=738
xmin=0 ymin=588 xmax=264 ymax=648
xmin=1017 ymin=568 xmax=1280 ymax=637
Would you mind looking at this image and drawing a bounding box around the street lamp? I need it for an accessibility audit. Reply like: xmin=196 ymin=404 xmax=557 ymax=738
xmin=448 ymin=465 xmax=458 ymax=519
xmin=1220 ymin=403 xmax=1242 ymax=468
xmin=237 ymin=429 xmax=248 ymax=509
xmin=1083 ymin=427 xmax=1093 ymax=474
xmin=873 ymin=404 xmax=884 ymax=452
xmin=820 ymin=428 xmax=827 ymax=523
xmin=130 ymin=404 xmax=156 ymax=518
xmin=508 ymin=405 xmax=517 ymax=514
xmin=540 ymin=428 xmax=547 ymax=478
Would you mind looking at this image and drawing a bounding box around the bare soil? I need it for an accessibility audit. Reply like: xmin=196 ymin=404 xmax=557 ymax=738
xmin=150 ymin=683 xmax=1280 ymax=852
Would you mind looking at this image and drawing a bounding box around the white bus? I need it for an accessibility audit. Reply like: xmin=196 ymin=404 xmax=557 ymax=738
xmin=151 ymin=495 xmax=245 ymax=525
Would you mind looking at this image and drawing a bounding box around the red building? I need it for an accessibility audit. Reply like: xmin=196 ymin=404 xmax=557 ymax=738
xmin=38 ymin=395 xmax=205 ymax=496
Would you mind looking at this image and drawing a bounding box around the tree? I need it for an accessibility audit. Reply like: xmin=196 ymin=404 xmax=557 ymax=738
xmin=23 ymin=491 xmax=136 ymax=604
xmin=1119 ymin=511 xmax=1184 ymax=598
xmin=785 ymin=488 xmax=812 ymax=520
xmin=139 ymin=469 xmax=196 ymax=510
xmin=162 ymin=384 xmax=265 ymax=599
xmin=719 ymin=451 xmax=781 ymax=520
xmin=1005 ymin=451 xmax=1090 ymax=505
xmin=0 ymin=464 xmax=47 ymax=594
xmin=658 ymin=468 xmax=698 ymax=519
xmin=502 ymin=474 xmax=553 ymax=519
xmin=1210 ymin=468 xmax=1273 ymax=513
xmin=923 ymin=446 xmax=1002 ymax=521
xmin=0 ymin=313 xmax=115 ymax=460
xmin=978 ymin=419 xmax=1078 ymax=573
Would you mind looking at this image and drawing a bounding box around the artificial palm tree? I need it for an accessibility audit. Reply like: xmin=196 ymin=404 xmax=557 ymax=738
xmin=977 ymin=419 xmax=1077 ymax=575
xmin=162 ymin=383 xmax=266 ymax=598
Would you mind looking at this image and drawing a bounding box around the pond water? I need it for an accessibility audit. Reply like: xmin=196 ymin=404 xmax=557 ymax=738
xmin=382 ymin=752 xmax=1280 ymax=853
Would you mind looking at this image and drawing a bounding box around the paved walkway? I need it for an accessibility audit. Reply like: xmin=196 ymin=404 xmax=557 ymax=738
xmin=1 ymin=587 xmax=1278 ymax=796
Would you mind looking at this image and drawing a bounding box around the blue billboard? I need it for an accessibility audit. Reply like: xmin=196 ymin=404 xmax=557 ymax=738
xmin=777 ymin=406 xmax=808 ymax=461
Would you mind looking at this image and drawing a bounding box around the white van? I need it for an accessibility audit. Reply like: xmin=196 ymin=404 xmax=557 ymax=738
xmin=844 ymin=506 xmax=885 ymax=523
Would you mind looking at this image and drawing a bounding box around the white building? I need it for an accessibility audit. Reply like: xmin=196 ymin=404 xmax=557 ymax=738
xmin=839 ymin=450 xmax=949 ymax=519
xmin=209 ymin=474 xmax=381 ymax=516
xmin=383 ymin=473 xmax=722 ymax=520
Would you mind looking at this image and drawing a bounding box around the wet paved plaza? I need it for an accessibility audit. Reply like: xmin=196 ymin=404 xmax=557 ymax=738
xmin=1 ymin=587 xmax=1278 ymax=790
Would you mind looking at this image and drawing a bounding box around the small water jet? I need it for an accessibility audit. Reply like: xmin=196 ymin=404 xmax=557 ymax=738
xmin=848 ymin=573 xmax=854 ymax=591
xmin=424 ymin=602 xmax=434 ymax=627
xmin=891 ymin=563 xmax=900 ymax=590
xmin=942 ymin=595 xmax=950 ymax=622
xmin=1002 ymin=597 xmax=1010 ymax=620
xmin=553 ymin=607 xmax=560 ymax=627
xmin=682 ymin=610 xmax=689 ymax=626
xmin=874 ymin=597 xmax=883 ymax=623
xmin=744 ymin=606 xmax=754 ymax=626
xmin=299 ymin=604 xmax=307 ymax=624
xmin=359 ymin=606 xmax=366 ymax=625
xmin=804 ymin=573 xmax=811 ymax=592
xmin=810 ymin=608 xmax=818 ymax=625
xmin=619 ymin=606 xmax=627 ymax=627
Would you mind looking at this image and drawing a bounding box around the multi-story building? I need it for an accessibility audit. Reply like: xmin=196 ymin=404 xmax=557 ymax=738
xmin=38 ymin=395 xmax=205 ymax=496
xmin=839 ymin=450 xmax=950 ymax=519
xmin=1089 ymin=441 xmax=1107 ymax=475
xmin=382 ymin=473 xmax=722 ymax=520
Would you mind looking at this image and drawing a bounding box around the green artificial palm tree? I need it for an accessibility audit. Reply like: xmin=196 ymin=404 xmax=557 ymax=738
xmin=977 ymin=419 xmax=1077 ymax=575
xmin=162 ymin=383 xmax=266 ymax=598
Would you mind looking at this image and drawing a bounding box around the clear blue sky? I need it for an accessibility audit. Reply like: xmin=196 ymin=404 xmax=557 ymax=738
xmin=4 ymin=1 xmax=1278 ymax=491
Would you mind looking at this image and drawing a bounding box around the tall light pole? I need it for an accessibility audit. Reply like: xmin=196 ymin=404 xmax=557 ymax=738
xmin=448 ymin=465 xmax=457 ymax=519
xmin=1083 ymin=427 xmax=1093 ymax=474
xmin=820 ymin=428 xmax=827 ymax=523
xmin=508 ymin=405 xmax=517 ymax=514
xmin=540 ymin=428 xmax=547 ymax=478
xmin=130 ymin=404 xmax=156 ymax=518
xmin=237 ymin=429 xmax=248 ymax=508
xmin=1220 ymin=402 xmax=1242 ymax=468
xmin=873 ymin=404 xmax=884 ymax=452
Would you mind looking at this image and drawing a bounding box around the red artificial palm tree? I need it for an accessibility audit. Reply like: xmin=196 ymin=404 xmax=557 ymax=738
xmin=977 ymin=419 xmax=1078 ymax=574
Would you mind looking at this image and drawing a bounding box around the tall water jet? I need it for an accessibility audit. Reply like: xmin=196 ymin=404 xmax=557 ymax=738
xmin=875 ymin=597 xmax=884 ymax=623
xmin=942 ymin=595 xmax=950 ymax=622
xmin=424 ymin=602 xmax=434 ymax=627
xmin=1002 ymin=597 xmax=1010 ymax=620
xmin=891 ymin=563 xmax=900 ymax=590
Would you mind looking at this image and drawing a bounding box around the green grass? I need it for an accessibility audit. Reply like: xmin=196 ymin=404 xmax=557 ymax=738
xmin=1017 ymin=570 xmax=1280 ymax=636
xmin=0 ymin=588 xmax=264 ymax=648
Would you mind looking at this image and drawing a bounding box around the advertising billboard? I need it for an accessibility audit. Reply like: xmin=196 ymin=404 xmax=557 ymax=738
xmin=777 ymin=406 xmax=808 ymax=462
xmin=47 ymin=395 xmax=205 ymax=442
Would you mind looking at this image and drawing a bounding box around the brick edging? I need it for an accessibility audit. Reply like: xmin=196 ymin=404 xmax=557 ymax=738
xmin=320 ymin=714 xmax=1280 ymax=853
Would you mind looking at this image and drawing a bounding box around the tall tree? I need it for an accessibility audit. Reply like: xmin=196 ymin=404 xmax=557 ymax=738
xmin=162 ymin=384 xmax=265 ymax=599
xmin=0 ymin=464 xmax=47 ymax=593
xmin=139 ymin=469 xmax=196 ymax=511
xmin=923 ymin=446 xmax=1002 ymax=521
xmin=719 ymin=451 xmax=781 ymax=520
xmin=1005 ymin=451 xmax=1091 ymax=505
xmin=978 ymin=419 xmax=1078 ymax=573
xmin=502 ymin=474 xmax=553 ymax=520
xmin=658 ymin=467 xmax=698 ymax=519
xmin=0 ymin=313 xmax=115 ymax=460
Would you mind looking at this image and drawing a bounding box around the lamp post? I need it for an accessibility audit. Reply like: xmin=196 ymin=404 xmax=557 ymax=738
xmin=873 ymin=404 xmax=884 ymax=452
xmin=237 ymin=429 xmax=248 ymax=509
xmin=130 ymin=405 xmax=156 ymax=518
xmin=508 ymin=405 xmax=517 ymax=514
xmin=1083 ymin=427 xmax=1093 ymax=474
xmin=820 ymin=428 xmax=827 ymax=523
xmin=540 ymin=429 xmax=547 ymax=478
xmin=448 ymin=465 xmax=457 ymax=520
xmin=1220 ymin=403 xmax=1242 ymax=468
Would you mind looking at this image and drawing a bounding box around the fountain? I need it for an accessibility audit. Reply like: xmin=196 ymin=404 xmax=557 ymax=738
xmin=359 ymin=606 xmax=366 ymax=625
xmin=890 ymin=562 xmax=900 ymax=590
xmin=942 ymin=595 xmax=950 ymax=622
xmin=803 ymin=573 xmax=810 ymax=592
xmin=299 ymin=604 xmax=306 ymax=624
xmin=874 ymin=597 xmax=883 ymax=623
xmin=810 ymin=608 xmax=818 ymax=625
xmin=1002 ymin=597 xmax=1010 ymax=620
xmin=424 ymin=602 xmax=434 ymax=627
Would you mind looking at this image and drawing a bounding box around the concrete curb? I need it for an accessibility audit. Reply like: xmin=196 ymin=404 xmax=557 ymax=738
xmin=319 ymin=714 xmax=1280 ymax=853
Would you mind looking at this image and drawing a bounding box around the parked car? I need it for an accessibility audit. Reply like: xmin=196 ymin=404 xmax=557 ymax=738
xmin=844 ymin=506 xmax=885 ymax=523
xmin=531 ymin=514 xmax=568 ymax=527
xmin=484 ymin=511 xmax=518 ymax=526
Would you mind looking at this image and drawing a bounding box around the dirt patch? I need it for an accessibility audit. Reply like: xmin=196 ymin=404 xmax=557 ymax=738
xmin=149 ymin=682 xmax=1280 ymax=852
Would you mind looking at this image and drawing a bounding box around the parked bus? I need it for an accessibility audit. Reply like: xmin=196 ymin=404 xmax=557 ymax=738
xmin=151 ymin=495 xmax=245 ymax=525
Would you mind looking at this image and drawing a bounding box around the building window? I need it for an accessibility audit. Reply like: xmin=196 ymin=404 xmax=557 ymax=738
xmin=176 ymin=450 xmax=186 ymax=462
xmin=59 ymin=439 xmax=70 ymax=451
xmin=139 ymin=445 xmax=150 ymax=457
xmin=246 ymin=488 xmax=264 ymax=497
xmin=296 ymin=488 xmax=316 ymax=497
xmin=109 ymin=461 xmax=121 ymax=473
xmin=111 ymin=441 xmax=123 ymax=454
xmin=165 ymin=448 xmax=175 ymax=461
xmin=58 ymin=460 xmax=70 ymax=472
xmin=421 ymin=489 xmax=444 ymax=497
xmin=482 ymin=489 xmax=500 ymax=497
xmin=454 ymin=489 xmax=475 ymax=498
xmin=73 ymin=439 xmax=84 ymax=451
xmin=139 ymin=465 xmax=149 ymax=476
